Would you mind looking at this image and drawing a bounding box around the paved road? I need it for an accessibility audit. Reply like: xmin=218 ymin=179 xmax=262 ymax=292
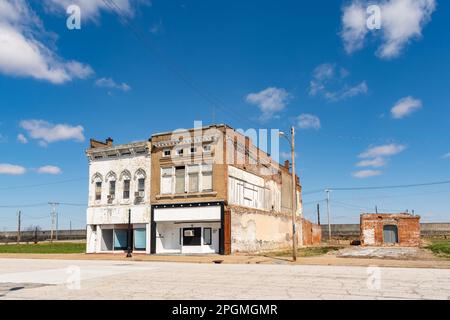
xmin=0 ymin=258 xmax=448 ymax=299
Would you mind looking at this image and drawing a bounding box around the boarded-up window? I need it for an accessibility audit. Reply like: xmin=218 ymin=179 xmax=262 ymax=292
xmin=188 ymin=165 xmax=199 ymax=193
xmin=202 ymin=164 xmax=212 ymax=191
xmin=161 ymin=167 xmax=172 ymax=194
xmin=175 ymin=166 xmax=185 ymax=194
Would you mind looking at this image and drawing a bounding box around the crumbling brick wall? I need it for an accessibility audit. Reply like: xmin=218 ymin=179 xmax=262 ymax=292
xmin=360 ymin=213 xmax=420 ymax=247
xmin=230 ymin=205 xmax=320 ymax=253
xmin=302 ymin=219 xmax=322 ymax=245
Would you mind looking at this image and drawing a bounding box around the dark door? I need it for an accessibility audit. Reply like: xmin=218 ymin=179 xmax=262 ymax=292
xmin=183 ymin=228 xmax=201 ymax=246
xmin=383 ymin=225 xmax=398 ymax=244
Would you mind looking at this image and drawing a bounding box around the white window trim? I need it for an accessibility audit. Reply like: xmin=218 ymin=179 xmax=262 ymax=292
xmin=160 ymin=164 xmax=213 ymax=195
xmin=163 ymin=149 xmax=171 ymax=157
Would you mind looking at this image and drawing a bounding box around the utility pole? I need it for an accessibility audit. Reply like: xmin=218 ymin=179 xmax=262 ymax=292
xmin=326 ymin=189 xmax=332 ymax=242
xmin=317 ymin=203 xmax=321 ymax=225
xmin=48 ymin=202 xmax=59 ymax=242
xmin=375 ymin=205 xmax=378 ymax=214
xmin=17 ymin=210 xmax=21 ymax=244
xmin=290 ymin=126 xmax=298 ymax=261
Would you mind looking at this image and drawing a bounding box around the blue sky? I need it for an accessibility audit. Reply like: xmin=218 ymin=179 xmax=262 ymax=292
xmin=0 ymin=0 xmax=449 ymax=230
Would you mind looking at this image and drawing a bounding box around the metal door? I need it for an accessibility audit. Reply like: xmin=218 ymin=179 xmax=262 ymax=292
xmin=383 ymin=225 xmax=398 ymax=244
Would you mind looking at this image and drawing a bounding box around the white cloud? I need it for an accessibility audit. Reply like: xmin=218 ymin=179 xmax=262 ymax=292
xmin=95 ymin=77 xmax=131 ymax=92
xmin=356 ymin=157 xmax=387 ymax=168
xmin=19 ymin=119 xmax=85 ymax=145
xmin=0 ymin=0 xmax=93 ymax=84
xmin=341 ymin=0 xmax=436 ymax=59
xmin=0 ymin=163 xmax=26 ymax=175
xmin=37 ymin=165 xmax=62 ymax=175
xmin=443 ymin=152 xmax=450 ymax=159
xmin=341 ymin=1 xmax=368 ymax=54
xmin=245 ymin=87 xmax=291 ymax=121
xmin=359 ymin=143 xmax=407 ymax=158
xmin=17 ymin=133 xmax=28 ymax=144
xmin=352 ymin=169 xmax=382 ymax=178
xmin=391 ymin=96 xmax=422 ymax=119
xmin=309 ymin=63 xmax=368 ymax=101
xmin=297 ymin=114 xmax=321 ymax=130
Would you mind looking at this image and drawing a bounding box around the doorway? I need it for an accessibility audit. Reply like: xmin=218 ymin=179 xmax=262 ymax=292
xmin=383 ymin=225 xmax=399 ymax=244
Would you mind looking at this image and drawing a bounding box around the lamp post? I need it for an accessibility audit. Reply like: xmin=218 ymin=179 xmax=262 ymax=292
xmin=279 ymin=127 xmax=301 ymax=262
xmin=126 ymin=209 xmax=132 ymax=258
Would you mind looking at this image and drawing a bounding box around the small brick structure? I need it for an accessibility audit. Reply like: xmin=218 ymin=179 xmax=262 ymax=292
xmin=360 ymin=213 xmax=420 ymax=247
xmin=302 ymin=219 xmax=322 ymax=246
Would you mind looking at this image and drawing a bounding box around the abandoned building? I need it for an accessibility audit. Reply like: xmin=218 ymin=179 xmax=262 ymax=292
xmin=85 ymin=124 xmax=321 ymax=255
xmin=85 ymin=138 xmax=152 ymax=254
xmin=360 ymin=213 xmax=421 ymax=247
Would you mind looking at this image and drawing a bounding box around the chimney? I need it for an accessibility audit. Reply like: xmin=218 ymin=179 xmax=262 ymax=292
xmin=106 ymin=137 xmax=114 ymax=146
xmin=284 ymin=160 xmax=290 ymax=170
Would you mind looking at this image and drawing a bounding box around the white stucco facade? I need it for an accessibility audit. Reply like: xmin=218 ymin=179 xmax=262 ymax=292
xmin=86 ymin=140 xmax=151 ymax=254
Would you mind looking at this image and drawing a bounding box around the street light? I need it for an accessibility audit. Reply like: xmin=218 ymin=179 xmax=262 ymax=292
xmin=126 ymin=209 xmax=132 ymax=258
xmin=279 ymin=127 xmax=301 ymax=262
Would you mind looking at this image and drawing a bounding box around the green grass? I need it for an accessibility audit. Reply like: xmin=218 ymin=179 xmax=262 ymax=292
xmin=426 ymin=240 xmax=450 ymax=259
xmin=0 ymin=242 xmax=86 ymax=254
xmin=262 ymin=246 xmax=341 ymax=258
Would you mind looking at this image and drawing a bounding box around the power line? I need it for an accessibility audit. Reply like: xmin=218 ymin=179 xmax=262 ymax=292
xmin=0 ymin=178 xmax=86 ymax=191
xmin=329 ymin=180 xmax=450 ymax=191
xmin=102 ymin=0 xmax=262 ymax=129
xmin=0 ymin=203 xmax=48 ymax=208
xmin=303 ymin=179 xmax=450 ymax=195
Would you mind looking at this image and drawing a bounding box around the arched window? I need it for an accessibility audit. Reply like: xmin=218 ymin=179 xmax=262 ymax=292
xmin=120 ymin=170 xmax=132 ymax=199
xmin=105 ymin=172 xmax=117 ymax=200
xmin=134 ymin=169 xmax=147 ymax=201
xmin=91 ymin=173 xmax=103 ymax=201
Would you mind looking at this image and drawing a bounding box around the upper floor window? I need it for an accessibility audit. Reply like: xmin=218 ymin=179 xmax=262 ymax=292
xmin=163 ymin=149 xmax=171 ymax=157
xmin=202 ymin=164 xmax=213 ymax=191
xmin=95 ymin=182 xmax=102 ymax=201
xmin=109 ymin=181 xmax=116 ymax=197
xmin=160 ymin=163 xmax=212 ymax=195
xmin=176 ymin=148 xmax=184 ymax=157
xmin=161 ymin=167 xmax=173 ymax=194
xmin=123 ymin=179 xmax=130 ymax=199
xmin=175 ymin=166 xmax=186 ymax=194
xmin=203 ymin=144 xmax=212 ymax=153
xmin=190 ymin=147 xmax=197 ymax=154
xmin=188 ymin=165 xmax=199 ymax=193
xmin=138 ymin=178 xmax=145 ymax=192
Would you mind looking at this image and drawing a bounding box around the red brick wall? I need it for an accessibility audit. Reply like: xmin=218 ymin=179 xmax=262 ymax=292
xmin=302 ymin=219 xmax=321 ymax=245
xmin=360 ymin=214 xmax=420 ymax=247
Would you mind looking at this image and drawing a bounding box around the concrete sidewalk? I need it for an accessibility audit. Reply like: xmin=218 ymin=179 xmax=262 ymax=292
xmin=1 ymin=252 xmax=449 ymax=269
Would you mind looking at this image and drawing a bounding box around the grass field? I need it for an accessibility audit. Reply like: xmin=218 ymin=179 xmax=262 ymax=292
xmin=0 ymin=242 xmax=86 ymax=254
xmin=262 ymin=246 xmax=341 ymax=258
xmin=426 ymin=240 xmax=450 ymax=259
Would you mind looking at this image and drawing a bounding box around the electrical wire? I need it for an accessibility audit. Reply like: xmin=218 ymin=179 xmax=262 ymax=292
xmin=102 ymin=0 xmax=263 ymax=130
xmin=0 ymin=178 xmax=86 ymax=191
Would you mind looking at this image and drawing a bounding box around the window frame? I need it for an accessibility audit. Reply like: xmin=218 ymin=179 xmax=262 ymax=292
xmin=123 ymin=179 xmax=131 ymax=199
xmin=163 ymin=149 xmax=171 ymax=157
xmin=95 ymin=181 xmax=102 ymax=201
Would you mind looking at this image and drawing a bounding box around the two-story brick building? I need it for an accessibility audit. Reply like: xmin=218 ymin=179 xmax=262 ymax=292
xmin=86 ymin=124 xmax=320 ymax=255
